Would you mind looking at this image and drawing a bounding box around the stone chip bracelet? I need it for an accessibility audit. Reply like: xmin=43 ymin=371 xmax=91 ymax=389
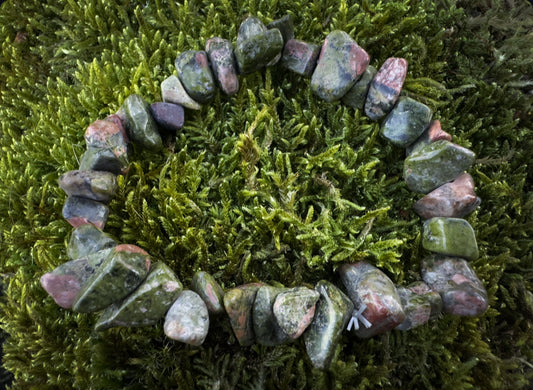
xmin=41 ymin=15 xmax=488 ymax=370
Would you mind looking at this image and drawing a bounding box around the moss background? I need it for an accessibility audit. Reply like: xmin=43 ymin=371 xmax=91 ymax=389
xmin=0 ymin=0 xmax=532 ymax=388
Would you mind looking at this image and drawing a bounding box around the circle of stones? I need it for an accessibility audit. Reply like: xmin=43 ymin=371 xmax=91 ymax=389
xmin=41 ymin=15 xmax=488 ymax=370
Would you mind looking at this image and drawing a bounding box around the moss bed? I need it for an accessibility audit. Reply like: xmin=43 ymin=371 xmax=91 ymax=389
xmin=0 ymin=0 xmax=532 ymax=388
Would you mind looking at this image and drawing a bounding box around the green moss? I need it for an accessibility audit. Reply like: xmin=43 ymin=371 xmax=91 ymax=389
xmin=0 ymin=0 xmax=532 ymax=388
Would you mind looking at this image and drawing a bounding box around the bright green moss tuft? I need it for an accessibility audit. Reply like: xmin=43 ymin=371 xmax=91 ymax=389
xmin=1 ymin=0 xmax=532 ymax=388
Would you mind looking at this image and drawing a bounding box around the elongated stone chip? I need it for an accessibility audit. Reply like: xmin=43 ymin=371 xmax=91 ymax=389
xmin=253 ymin=286 xmax=290 ymax=346
xmin=123 ymin=94 xmax=163 ymax=151
xmin=72 ymin=244 xmax=150 ymax=313
xmin=95 ymin=262 xmax=183 ymax=331
xmin=304 ymin=280 xmax=353 ymax=369
xmin=206 ymin=37 xmax=239 ymax=96
xmin=59 ymin=170 xmax=117 ymax=203
xmin=223 ymin=283 xmax=264 ymax=346
xmin=191 ymin=271 xmax=225 ymax=315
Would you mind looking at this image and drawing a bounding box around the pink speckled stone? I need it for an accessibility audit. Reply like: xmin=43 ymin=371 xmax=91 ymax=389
xmin=364 ymin=57 xmax=408 ymax=120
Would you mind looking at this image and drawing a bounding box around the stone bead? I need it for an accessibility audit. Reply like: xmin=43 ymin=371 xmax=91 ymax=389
xmin=122 ymin=94 xmax=163 ymax=151
xmin=267 ymin=15 xmax=294 ymax=43
xmin=79 ymin=146 xmax=128 ymax=175
xmin=364 ymin=57 xmax=408 ymax=120
xmin=67 ymin=224 xmax=116 ymax=260
xmin=406 ymin=120 xmax=452 ymax=156
xmin=281 ymin=39 xmax=321 ymax=77
xmin=253 ymin=286 xmax=290 ymax=346
xmin=62 ymin=196 xmax=109 ymax=230
xmin=234 ymin=29 xmax=284 ymax=74
xmin=311 ymin=30 xmax=370 ymax=102
xmin=84 ymin=119 xmax=128 ymax=160
xmin=40 ymin=248 xmax=112 ymax=309
xmin=223 ymin=283 xmax=264 ymax=346
xmin=95 ymin=262 xmax=183 ymax=331
xmin=404 ymin=140 xmax=476 ymax=194
xmin=395 ymin=285 xmax=432 ymax=331
xmin=339 ymin=262 xmax=405 ymax=338
xmin=342 ymin=65 xmax=377 ymax=109
xmin=161 ymin=75 xmax=201 ymax=110
xmin=205 ymin=37 xmax=239 ymax=96
xmin=423 ymin=217 xmax=479 ymax=260
xmin=421 ymin=254 xmax=488 ymax=316
xmin=164 ymin=290 xmax=209 ymax=346
xmin=58 ymin=170 xmax=117 ymax=203
xmin=236 ymin=16 xmax=267 ymax=45
xmin=380 ymin=97 xmax=432 ymax=147
xmin=304 ymin=280 xmax=353 ymax=370
xmin=105 ymin=114 xmax=129 ymax=142
xmin=72 ymin=244 xmax=151 ymax=313
xmin=414 ymin=173 xmax=481 ymax=219
xmin=175 ymin=50 xmax=216 ymax=104
xmin=405 ymin=281 xmax=443 ymax=319
xmin=191 ymin=271 xmax=225 ymax=315
xmin=273 ymin=287 xmax=320 ymax=340
xmin=149 ymin=102 xmax=185 ymax=132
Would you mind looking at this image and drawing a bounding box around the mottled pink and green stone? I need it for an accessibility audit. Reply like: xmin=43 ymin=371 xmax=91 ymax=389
xmin=206 ymin=37 xmax=239 ymax=96
xmin=40 ymin=248 xmax=113 ymax=309
xmin=72 ymin=244 xmax=150 ymax=313
xmin=253 ymin=286 xmax=291 ymax=346
xmin=423 ymin=217 xmax=479 ymax=260
xmin=175 ymin=51 xmax=216 ymax=103
xmin=421 ymin=255 xmax=488 ymax=316
xmin=164 ymin=290 xmax=209 ymax=346
xmin=342 ymin=65 xmax=377 ymax=109
xmin=95 ymin=262 xmax=183 ymax=331
xmin=273 ymin=287 xmax=320 ymax=340
xmin=67 ymin=224 xmax=116 ymax=259
xmin=414 ymin=173 xmax=481 ymax=219
xmin=395 ymin=281 xmax=442 ymax=330
xmin=79 ymin=146 xmax=128 ymax=175
xmin=339 ymin=262 xmax=405 ymax=338
xmin=191 ymin=271 xmax=225 ymax=315
xmin=406 ymin=120 xmax=452 ymax=156
xmin=311 ymin=30 xmax=369 ymax=102
xmin=364 ymin=57 xmax=407 ymax=120
xmin=404 ymin=140 xmax=476 ymax=194
xmin=59 ymin=170 xmax=117 ymax=203
xmin=303 ymin=280 xmax=353 ymax=369
xmin=84 ymin=119 xmax=128 ymax=161
xmin=281 ymin=39 xmax=320 ymax=77
xmin=62 ymin=196 xmax=109 ymax=230
xmin=234 ymin=29 xmax=284 ymax=74
xmin=223 ymin=283 xmax=265 ymax=346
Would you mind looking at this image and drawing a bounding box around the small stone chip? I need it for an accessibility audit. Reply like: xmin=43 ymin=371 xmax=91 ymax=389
xmin=67 ymin=224 xmax=116 ymax=260
xmin=161 ymin=75 xmax=201 ymax=110
xmin=175 ymin=51 xmax=216 ymax=104
xmin=422 ymin=217 xmax=479 ymax=260
xmin=59 ymin=170 xmax=117 ymax=203
xmin=164 ymin=290 xmax=209 ymax=346
xmin=62 ymin=196 xmax=109 ymax=230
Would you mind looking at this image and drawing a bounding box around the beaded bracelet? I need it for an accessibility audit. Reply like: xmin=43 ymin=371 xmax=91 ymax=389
xmin=40 ymin=15 xmax=488 ymax=370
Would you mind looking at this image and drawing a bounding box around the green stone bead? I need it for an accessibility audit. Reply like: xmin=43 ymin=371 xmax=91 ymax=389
xmin=67 ymin=224 xmax=116 ymax=259
xmin=310 ymin=30 xmax=369 ymax=102
xmin=423 ymin=217 xmax=479 ymax=260
xmin=381 ymin=97 xmax=432 ymax=147
xmin=234 ymin=29 xmax=284 ymax=74
xmin=191 ymin=271 xmax=225 ymax=315
xmin=342 ymin=65 xmax=377 ymax=110
xmin=304 ymin=280 xmax=354 ymax=369
xmin=41 ymin=248 xmax=113 ymax=309
xmin=72 ymin=244 xmax=151 ymax=313
xmin=123 ymin=94 xmax=163 ymax=151
xmin=267 ymin=15 xmax=294 ymax=44
xmin=236 ymin=16 xmax=266 ymax=45
xmin=273 ymin=287 xmax=320 ymax=339
xmin=253 ymin=286 xmax=290 ymax=346
xmin=95 ymin=262 xmax=183 ymax=331
xmin=175 ymin=50 xmax=215 ymax=104
xmin=223 ymin=283 xmax=264 ymax=346
xmin=404 ymin=140 xmax=476 ymax=193
xmin=79 ymin=146 xmax=128 ymax=175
